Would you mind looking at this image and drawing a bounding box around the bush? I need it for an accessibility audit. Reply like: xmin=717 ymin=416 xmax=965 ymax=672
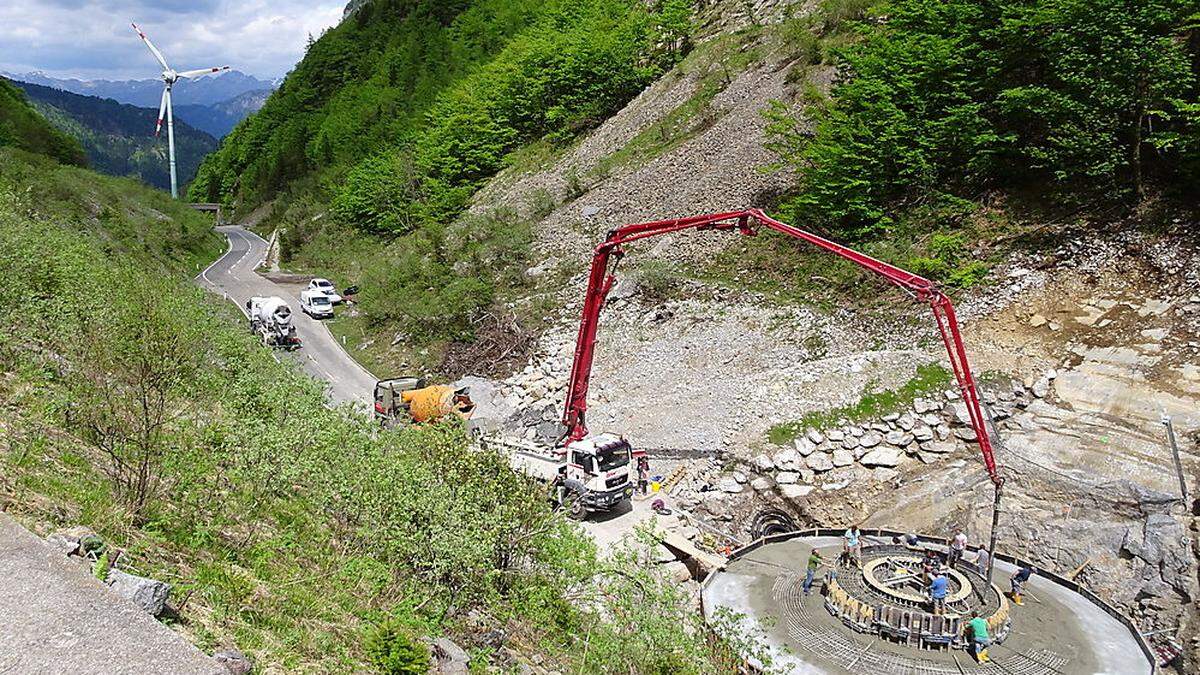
xmin=364 ymin=620 xmax=431 ymax=675
xmin=355 ymin=208 xmax=532 ymax=342
xmin=333 ymin=151 xmax=425 ymax=234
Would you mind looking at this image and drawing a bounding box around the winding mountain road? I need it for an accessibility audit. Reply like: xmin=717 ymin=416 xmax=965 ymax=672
xmin=197 ymin=225 xmax=375 ymax=407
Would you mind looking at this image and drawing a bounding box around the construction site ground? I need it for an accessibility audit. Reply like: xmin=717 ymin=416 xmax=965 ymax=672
xmin=703 ymin=535 xmax=1152 ymax=675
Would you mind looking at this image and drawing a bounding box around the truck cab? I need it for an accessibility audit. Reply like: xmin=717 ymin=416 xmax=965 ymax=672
xmin=560 ymin=433 xmax=636 ymax=516
xmin=374 ymin=377 xmax=426 ymax=426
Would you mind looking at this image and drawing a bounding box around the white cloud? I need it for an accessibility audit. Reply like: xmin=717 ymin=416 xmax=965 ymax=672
xmin=0 ymin=0 xmax=344 ymax=80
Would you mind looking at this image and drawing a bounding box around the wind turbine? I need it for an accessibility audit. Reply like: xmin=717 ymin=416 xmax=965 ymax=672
xmin=131 ymin=22 xmax=229 ymax=198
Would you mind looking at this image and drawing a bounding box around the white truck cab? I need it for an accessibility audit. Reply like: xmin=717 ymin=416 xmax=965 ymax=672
xmin=498 ymin=432 xmax=636 ymax=519
xmin=562 ymin=433 xmax=636 ymax=512
xmin=300 ymin=289 xmax=334 ymax=318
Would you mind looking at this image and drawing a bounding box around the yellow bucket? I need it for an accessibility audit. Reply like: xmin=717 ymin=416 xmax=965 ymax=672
xmin=650 ymin=481 xmax=662 ymax=492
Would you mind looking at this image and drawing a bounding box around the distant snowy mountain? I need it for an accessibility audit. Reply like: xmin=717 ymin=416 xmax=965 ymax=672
xmin=2 ymin=70 xmax=276 ymax=138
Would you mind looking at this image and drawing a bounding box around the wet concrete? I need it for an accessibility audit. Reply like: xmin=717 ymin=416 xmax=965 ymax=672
xmin=703 ymin=535 xmax=1152 ymax=674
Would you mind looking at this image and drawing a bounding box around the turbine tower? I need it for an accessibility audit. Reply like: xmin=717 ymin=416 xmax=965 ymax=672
xmin=132 ymin=23 xmax=229 ymax=198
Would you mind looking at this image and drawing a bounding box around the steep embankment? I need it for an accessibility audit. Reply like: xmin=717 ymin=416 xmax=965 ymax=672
xmin=0 ymin=153 xmax=742 ymax=675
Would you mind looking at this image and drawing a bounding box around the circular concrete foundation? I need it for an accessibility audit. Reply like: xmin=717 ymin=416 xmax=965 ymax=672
xmin=702 ymin=532 xmax=1154 ymax=674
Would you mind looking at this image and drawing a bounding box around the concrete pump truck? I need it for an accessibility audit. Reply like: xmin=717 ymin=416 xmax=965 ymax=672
xmin=508 ymin=209 xmax=1006 ymax=559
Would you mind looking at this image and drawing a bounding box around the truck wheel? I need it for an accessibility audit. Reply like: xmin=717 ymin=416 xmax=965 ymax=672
xmin=564 ymin=491 xmax=586 ymax=521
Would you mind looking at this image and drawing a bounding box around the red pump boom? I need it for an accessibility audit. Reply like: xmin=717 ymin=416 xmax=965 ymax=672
xmin=560 ymin=209 xmax=1005 ymax=569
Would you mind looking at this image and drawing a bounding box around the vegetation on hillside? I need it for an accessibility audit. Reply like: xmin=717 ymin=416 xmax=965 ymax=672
xmin=190 ymin=0 xmax=694 ymax=368
xmin=766 ymin=0 xmax=1200 ymax=241
xmin=14 ymin=80 xmax=218 ymax=191
xmin=0 ymin=77 xmax=86 ymax=167
xmin=0 ymin=147 xmax=754 ymax=672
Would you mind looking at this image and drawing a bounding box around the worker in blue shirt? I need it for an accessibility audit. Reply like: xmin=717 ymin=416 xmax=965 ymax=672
xmin=1011 ymin=564 xmax=1035 ymax=606
xmin=929 ymin=572 xmax=949 ymax=615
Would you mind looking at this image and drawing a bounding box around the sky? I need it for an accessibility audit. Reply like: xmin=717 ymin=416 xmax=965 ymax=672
xmin=0 ymin=1 xmax=345 ymax=81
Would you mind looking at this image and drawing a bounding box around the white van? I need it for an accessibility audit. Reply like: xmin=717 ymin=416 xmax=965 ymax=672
xmin=300 ymin=290 xmax=334 ymax=318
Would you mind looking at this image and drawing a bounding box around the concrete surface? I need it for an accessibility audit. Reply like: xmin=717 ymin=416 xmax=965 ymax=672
xmin=702 ymin=535 xmax=1153 ymax=675
xmin=197 ymin=225 xmax=376 ymax=407
xmin=0 ymin=514 xmax=223 ymax=675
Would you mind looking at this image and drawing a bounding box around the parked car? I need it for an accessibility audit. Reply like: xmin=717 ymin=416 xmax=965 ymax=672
xmin=300 ymin=289 xmax=334 ymax=318
xmin=308 ymin=278 xmax=342 ymax=304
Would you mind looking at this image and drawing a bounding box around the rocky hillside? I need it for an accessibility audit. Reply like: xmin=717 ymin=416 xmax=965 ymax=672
xmin=193 ymin=0 xmax=1198 ymax=667
xmin=452 ymin=2 xmax=1199 ymax=667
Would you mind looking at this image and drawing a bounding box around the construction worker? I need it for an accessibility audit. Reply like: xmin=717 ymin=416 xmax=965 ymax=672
xmin=843 ymin=524 xmax=863 ymax=568
xmin=636 ymin=455 xmax=650 ymax=495
xmin=1010 ymin=564 xmax=1035 ymax=606
xmin=966 ymin=614 xmax=991 ymax=662
xmin=929 ymin=572 xmax=948 ymax=615
xmin=974 ymin=547 xmax=991 ymax=577
xmin=803 ymin=548 xmax=824 ymax=596
xmin=948 ymin=530 xmax=968 ymax=568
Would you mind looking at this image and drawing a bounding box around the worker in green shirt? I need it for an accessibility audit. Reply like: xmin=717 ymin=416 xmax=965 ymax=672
xmin=802 ymin=549 xmax=823 ymax=596
xmin=966 ymin=615 xmax=991 ymax=663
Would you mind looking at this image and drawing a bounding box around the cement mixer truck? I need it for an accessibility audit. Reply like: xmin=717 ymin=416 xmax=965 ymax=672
xmin=247 ymin=296 xmax=301 ymax=349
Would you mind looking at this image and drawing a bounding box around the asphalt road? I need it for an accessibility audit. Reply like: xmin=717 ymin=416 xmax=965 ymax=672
xmin=0 ymin=514 xmax=224 ymax=674
xmin=197 ymin=225 xmax=376 ymax=407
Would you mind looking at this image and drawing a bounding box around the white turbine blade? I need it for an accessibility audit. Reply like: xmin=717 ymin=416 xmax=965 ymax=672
xmin=155 ymin=88 xmax=168 ymax=137
xmin=177 ymin=66 xmax=230 ymax=79
xmin=131 ymin=22 xmax=169 ymax=70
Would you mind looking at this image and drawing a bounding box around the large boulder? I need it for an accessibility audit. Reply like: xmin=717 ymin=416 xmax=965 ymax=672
xmin=772 ymin=448 xmax=801 ymax=471
xmin=750 ymin=476 xmax=776 ymax=492
xmin=860 ymin=446 xmax=903 ymax=468
xmin=912 ymin=424 xmax=934 ymax=442
xmin=780 ymin=484 xmax=815 ymax=500
xmin=1122 ymin=514 xmax=1193 ymax=598
xmin=806 ymin=429 xmax=825 ymax=444
xmin=776 ymin=472 xmax=799 ymax=484
xmin=831 ymin=449 xmax=854 ymax=467
xmin=806 ymin=453 xmax=834 ymax=472
xmin=924 ymin=439 xmax=956 ymax=454
xmin=858 ymin=432 xmax=882 ymax=448
xmin=44 ymin=526 xmax=97 ymax=557
xmin=106 ymin=570 xmax=170 ymax=616
xmin=793 ymin=436 xmax=817 ymax=457
xmin=431 ymin=637 xmax=471 ymax=675
xmin=717 ymin=477 xmax=744 ymax=494
xmin=752 ymin=454 xmax=775 ymax=471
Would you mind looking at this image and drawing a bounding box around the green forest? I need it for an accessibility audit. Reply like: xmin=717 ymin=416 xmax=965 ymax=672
xmin=14 ymin=80 xmax=219 ymax=191
xmin=764 ymin=0 xmax=1200 ymax=240
xmin=188 ymin=0 xmax=1199 ymax=374
xmin=0 ymin=77 xmax=87 ymax=167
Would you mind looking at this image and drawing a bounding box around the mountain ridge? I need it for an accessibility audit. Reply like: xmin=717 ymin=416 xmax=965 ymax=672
xmin=2 ymin=70 xmax=276 ymax=138
xmin=11 ymin=79 xmax=217 ymax=190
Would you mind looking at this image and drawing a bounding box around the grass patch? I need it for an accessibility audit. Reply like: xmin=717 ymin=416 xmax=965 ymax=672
xmin=324 ymin=312 xmax=444 ymax=380
xmin=768 ymin=363 xmax=952 ymax=444
xmin=691 ymin=198 xmax=1012 ymax=311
